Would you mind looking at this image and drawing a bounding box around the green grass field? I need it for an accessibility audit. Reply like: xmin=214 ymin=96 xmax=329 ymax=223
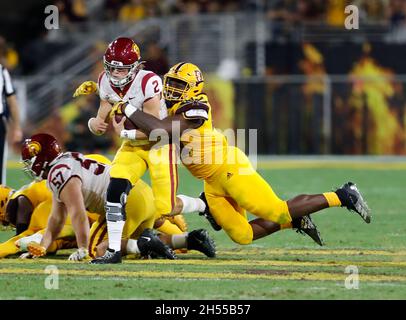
xmin=1 ymin=158 xmax=406 ymax=300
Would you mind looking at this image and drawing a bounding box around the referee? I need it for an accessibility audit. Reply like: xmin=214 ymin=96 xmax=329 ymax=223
xmin=0 ymin=63 xmax=22 ymax=184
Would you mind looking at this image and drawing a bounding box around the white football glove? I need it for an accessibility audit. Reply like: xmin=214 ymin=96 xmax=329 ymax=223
xmin=19 ymin=252 xmax=36 ymax=259
xmin=68 ymin=248 xmax=89 ymax=261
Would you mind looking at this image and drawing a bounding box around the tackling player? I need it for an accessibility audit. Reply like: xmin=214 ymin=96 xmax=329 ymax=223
xmin=111 ymin=62 xmax=371 ymax=246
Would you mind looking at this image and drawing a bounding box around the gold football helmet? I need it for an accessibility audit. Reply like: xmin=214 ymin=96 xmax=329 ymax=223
xmin=163 ymin=62 xmax=204 ymax=102
xmin=0 ymin=185 xmax=13 ymax=226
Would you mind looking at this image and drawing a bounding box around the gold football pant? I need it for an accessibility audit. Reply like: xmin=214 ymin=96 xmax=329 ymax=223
xmin=110 ymin=141 xmax=178 ymax=216
xmin=204 ymin=147 xmax=292 ymax=245
xmin=88 ymin=179 xmax=156 ymax=258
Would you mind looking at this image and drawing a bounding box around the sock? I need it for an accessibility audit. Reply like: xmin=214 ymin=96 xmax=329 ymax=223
xmin=126 ymin=239 xmax=140 ymax=254
xmin=177 ymin=195 xmax=206 ymax=213
xmin=280 ymin=222 xmax=292 ymax=230
xmin=157 ymin=219 xmax=183 ymax=235
xmin=323 ymin=192 xmax=342 ymax=207
xmin=107 ymin=220 xmax=125 ymax=252
xmin=171 ymin=233 xmax=188 ymax=249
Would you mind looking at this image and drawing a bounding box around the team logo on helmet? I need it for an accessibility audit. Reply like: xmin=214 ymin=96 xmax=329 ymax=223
xmin=132 ymin=43 xmax=140 ymax=57
xmin=27 ymin=141 xmax=42 ymax=157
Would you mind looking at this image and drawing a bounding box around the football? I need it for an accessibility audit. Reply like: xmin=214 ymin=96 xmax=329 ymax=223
xmin=114 ymin=114 xmax=137 ymax=130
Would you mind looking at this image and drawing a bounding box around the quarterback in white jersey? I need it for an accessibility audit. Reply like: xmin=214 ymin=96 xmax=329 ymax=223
xmin=87 ymin=37 xmax=178 ymax=264
xmin=98 ymin=69 xmax=168 ymax=127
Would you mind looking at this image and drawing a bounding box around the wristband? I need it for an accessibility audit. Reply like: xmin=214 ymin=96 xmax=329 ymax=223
xmin=120 ymin=129 xmax=137 ymax=140
xmin=124 ymin=104 xmax=137 ymax=118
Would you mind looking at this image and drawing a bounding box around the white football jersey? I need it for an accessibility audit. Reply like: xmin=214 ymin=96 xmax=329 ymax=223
xmin=98 ymin=69 xmax=168 ymax=120
xmin=46 ymin=152 xmax=110 ymax=215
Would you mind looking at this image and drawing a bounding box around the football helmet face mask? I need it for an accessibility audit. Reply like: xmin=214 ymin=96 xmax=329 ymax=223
xmin=163 ymin=62 xmax=204 ymax=102
xmin=21 ymin=134 xmax=62 ymax=180
xmin=103 ymin=37 xmax=142 ymax=87
xmin=0 ymin=185 xmax=13 ymax=226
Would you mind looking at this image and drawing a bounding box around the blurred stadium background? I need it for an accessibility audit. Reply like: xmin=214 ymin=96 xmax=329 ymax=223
xmin=1 ymin=0 xmax=406 ymax=300
xmin=2 ymin=0 xmax=406 ymax=158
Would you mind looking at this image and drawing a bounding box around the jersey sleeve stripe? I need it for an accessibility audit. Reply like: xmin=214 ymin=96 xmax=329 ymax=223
xmin=141 ymin=72 xmax=156 ymax=96
xmin=48 ymin=164 xmax=71 ymax=182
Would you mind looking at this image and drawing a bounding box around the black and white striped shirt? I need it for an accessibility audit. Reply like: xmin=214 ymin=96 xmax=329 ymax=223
xmin=0 ymin=64 xmax=15 ymax=116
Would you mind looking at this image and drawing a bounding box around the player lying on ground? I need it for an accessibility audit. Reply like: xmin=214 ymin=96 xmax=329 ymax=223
xmin=109 ymin=62 xmax=371 ymax=246
xmin=0 ymin=178 xmax=97 ymax=259
xmin=22 ymin=134 xmax=215 ymax=261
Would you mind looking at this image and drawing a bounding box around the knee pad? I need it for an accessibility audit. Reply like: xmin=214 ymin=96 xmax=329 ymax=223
xmin=106 ymin=178 xmax=132 ymax=203
xmin=106 ymin=178 xmax=132 ymax=222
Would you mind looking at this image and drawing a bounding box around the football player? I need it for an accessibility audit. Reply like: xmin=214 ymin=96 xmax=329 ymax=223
xmin=0 ymin=154 xmax=111 ymax=259
xmin=22 ymin=134 xmax=215 ymax=261
xmin=110 ymin=62 xmax=371 ymax=246
xmin=87 ymin=37 xmax=180 ymax=264
xmin=0 ymin=182 xmax=80 ymax=258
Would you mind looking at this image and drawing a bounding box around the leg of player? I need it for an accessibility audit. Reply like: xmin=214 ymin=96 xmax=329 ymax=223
xmin=174 ymin=195 xmax=206 ymax=215
xmin=250 ymin=216 xmax=324 ymax=246
xmin=91 ymin=178 xmax=132 ymax=264
xmin=158 ymin=229 xmax=216 ymax=258
xmin=95 ymin=228 xmax=177 ymax=259
xmin=154 ymin=216 xmax=184 ymax=235
xmin=287 ymin=182 xmax=371 ymax=224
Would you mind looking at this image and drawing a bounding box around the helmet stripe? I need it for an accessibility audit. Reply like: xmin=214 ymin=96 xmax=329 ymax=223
xmin=174 ymin=62 xmax=186 ymax=73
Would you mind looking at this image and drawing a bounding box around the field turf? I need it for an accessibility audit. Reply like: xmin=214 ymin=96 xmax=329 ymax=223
xmin=1 ymin=158 xmax=405 ymax=300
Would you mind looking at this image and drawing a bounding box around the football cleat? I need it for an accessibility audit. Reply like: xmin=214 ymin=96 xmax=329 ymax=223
xmin=198 ymin=192 xmax=222 ymax=231
xmin=292 ymin=215 xmax=324 ymax=246
xmin=335 ymin=182 xmax=371 ymax=223
xmin=27 ymin=241 xmax=47 ymax=257
xmin=137 ymin=228 xmax=177 ymax=260
xmin=90 ymin=248 xmax=122 ymax=264
xmin=187 ymin=229 xmax=216 ymax=258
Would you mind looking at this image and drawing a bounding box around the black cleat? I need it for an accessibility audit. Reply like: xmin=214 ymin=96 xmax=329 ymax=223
xmin=138 ymin=228 xmax=177 ymax=260
xmin=292 ymin=215 xmax=324 ymax=246
xmin=187 ymin=229 xmax=216 ymax=258
xmin=335 ymin=182 xmax=371 ymax=223
xmin=198 ymin=192 xmax=222 ymax=231
xmin=90 ymin=248 xmax=122 ymax=264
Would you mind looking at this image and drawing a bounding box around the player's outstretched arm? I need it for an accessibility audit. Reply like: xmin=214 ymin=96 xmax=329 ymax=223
xmin=59 ymin=177 xmax=90 ymax=253
xmin=38 ymin=196 xmax=68 ymax=255
xmin=123 ymin=106 xmax=202 ymax=137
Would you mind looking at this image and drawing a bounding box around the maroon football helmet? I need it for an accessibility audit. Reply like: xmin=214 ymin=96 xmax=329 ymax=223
xmin=21 ymin=133 xmax=62 ymax=180
xmin=103 ymin=37 xmax=142 ymax=87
